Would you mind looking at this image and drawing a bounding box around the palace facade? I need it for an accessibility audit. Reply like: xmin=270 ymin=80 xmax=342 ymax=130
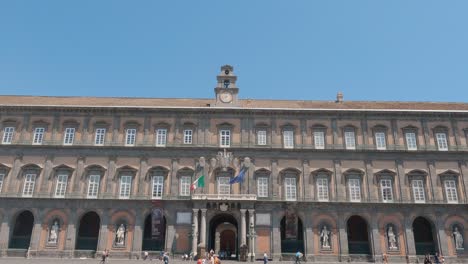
xmin=0 ymin=65 xmax=467 ymax=263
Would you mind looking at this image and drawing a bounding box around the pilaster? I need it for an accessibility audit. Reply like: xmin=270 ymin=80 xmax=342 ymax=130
xmin=370 ymin=216 xmax=382 ymax=262
xmin=0 ymin=210 xmax=11 ymax=255
xmin=271 ymin=210 xmax=281 ymax=261
xmin=302 ymin=160 xmax=309 ymax=200
xmin=337 ymin=213 xmax=349 ymax=260
xmin=240 ymin=209 xmax=247 ymax=246
xmin=131 ymin=212 xmax=144 ymax=255
xmin=435 ymin=214 xmax=449 ymax=256
xmin=64 ymin=210 xmax=77 ymax=255
xmin=427 ymin=160 xmax=441 ymax=202
xmin=334 ymin=160 xmax=345 ymax=201
xmin=404 ymin=215 xmax=416 ymax=259
xmin=451 ymin=119 xmax=460 ymax=148
xmin=365 ymin=160 xmax=374 ymax=202
xmin=396 ymin=160 xmax=407 ymax=201
xmin=331 ymin=119 xmax=338 ymax=147
xmin=305 ymin=214 xmax=314 ymax=259
xmin=271 ymin=160 xmax=279 ymax=199
xmin=97 ymin=211 xmax=109 ymax=251
xmin=391 ymin=119 xmax=399 ymax=147
xmin=30 ymin=210 xmax=45 ymax=251
xmin=169 ymin=159 xmax=179 ymax=196
xmin=458 ymin=160 xmax=468 ymax=203
xmin=361 ymin=118 xmax=369 ymax=147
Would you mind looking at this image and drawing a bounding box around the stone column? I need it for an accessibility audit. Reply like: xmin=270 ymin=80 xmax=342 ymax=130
xmin=82 ymin=115 xmax=91 ymax=144
xmin=458 ymin=161 xmax=468 ymax=203
xmin=170 ymin=159 xmax=179 ymax=196
xmin=435 ymin=215 xmax=449 ymax=256
xmin=305 ymin=215 xmax=314 ymax=260
xmin=451 ymin=119 xmax=460 ymax=149
xmin=337 ymin=213 xmax=349 ymax=261
xmin=365 ymin=160 xmax=374 ymax=202
xmin=271 ymin=211 xmax=281 ymax=261
xmin=421 ymin=119 xmax=430 ymax=150
xmin=215 ymin=232 xmax=221 ymax=253
xmin=192 ymin=209 xmax=199 ymax=255
xmin=334 ymin=160 xmax=345 ymax=201
xmin=302 ymin=160 xmax=309 ymax=200
xmin=248 ymin=209 xmax=255 ymax=261
xmin=271 ymin=160 xmax=279 ymax=199
xmin=391 ymin=119 xmax=399 ymax=148
xmin=404 ymin=215 xmax=416 ymax=259
xmin=64 ymin=210 xmax=77 ymax=257
xmin=370 ymin=216 xmax=382 ymax=262
xmin=395 ymin=160 xmax=406 ymax=202
xmin=97 ymin=212 xmax=109 ymax=251
xmin=361 ymin=118 xmax=369 ymax=147
xmin=200 ymin=209 xmax=207 ymax=248
xmin=300 ymin=119 xmax=307 ymax=149
xmin=0 ymin=211 xmax=11 ymax=256
xmin=427 ymin=160 xmax=439 ymax=202
xmin=240 ymin=209 xmax=247 ymax=246
xmin=132 ymin=213 xmax=144 ymax=255
xmin=29 ymin=211 xmax=44 ymax=252
xmin=331 ymin=119 xmax=338 ymax=148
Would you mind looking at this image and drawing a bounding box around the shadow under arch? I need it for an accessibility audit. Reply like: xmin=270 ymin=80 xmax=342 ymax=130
xmin=209 ymin=213 xmax=238 ymax=259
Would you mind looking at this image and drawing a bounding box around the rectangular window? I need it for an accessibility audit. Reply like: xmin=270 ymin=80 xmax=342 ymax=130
xmin=156 ymin=129 xmax=167 ymax=147
xmin=180 ymin=176 xmax=191 ymax=196
xmin=87 ymin=174 xmax=100 ymax=198
xmin=119 ymin=175 xmax=132 ymax=199
xmin=33 ymin=127 xmax=45 ymax=145
xmin=152 ymin=176 xmax=164 ymax=199
xmin=257 ymin=177 xmax=268 ymax=197
xmin=317 ymin=178 xmax=329 ymax=201
xmin=220 ymin=130 xmax=231 ymax=147
xmin=283 ymin=130 xmax=294 ymax=149
xmin=94 ymin=128 xmax=106 ymax=146
xmin=22 ymin=173 xmax=36 ymax=197
xmin=314 ymin=131 xmax=325 ymax=149
xmin=0 ymin=173 xmax=5 ymax=193
xmin=380 ymin=179 xmax=393 ymax=202
xmin=405 ymin=132 xmax=418 ymax=150
xmin=344 ymin=131 xmax=356 ymax=150
xmin=125 ymin=128 xmax=137 ymax=146
xmin=2 ymin=127 xmax=15 ymax=144
xmin=375 ymin=132 xmax=387 ymax=150
xmin=444 ymin=180 xmax=458 ymax=203
xmin=257 ymin=130 xmax=267 ymax=146
xmin=436 ymin=133 xmax=448 ymax=151
xmin=54 ymin=174 xmax=68 ymax=198
xmin=218 ymin=177 xmax=231 ymax=195
xmin=412 ymin=179 xmax=425 ymax=203
xmin=183 ymin=129 xmax=193 ymax=144
xmin=348 ymin=178 xmax=361 ymax=202
xmin=284 ymin=177 xmax=297 ymax=201
xmin=63 ymin=127 xmax=75 ymax=145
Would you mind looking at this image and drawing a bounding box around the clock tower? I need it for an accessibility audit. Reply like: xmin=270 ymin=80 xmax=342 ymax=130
xmin=214 ymin=65 xmax=239 ymax=107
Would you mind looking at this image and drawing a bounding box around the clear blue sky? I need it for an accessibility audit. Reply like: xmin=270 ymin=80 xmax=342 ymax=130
xmin=1 ymin=1 xmax=467 ymax=102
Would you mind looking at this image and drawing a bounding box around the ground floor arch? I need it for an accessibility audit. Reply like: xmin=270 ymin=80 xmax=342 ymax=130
xmin=9 ymin=210 xmax=34 ymax=249
xmin=347 ymin=215 xmax=370 ymax=255
xmin=413 ymin=216 xmax=436 ymax=255
xmin=76 ymin=212 xmax=100 ymax=250
xmin=209 ymin=213 xmax=238 ymax=259
xmin=142 ymin=213 xmax=166 ymax=251
xmin=280 ymin=215 xmax=304 ymax=253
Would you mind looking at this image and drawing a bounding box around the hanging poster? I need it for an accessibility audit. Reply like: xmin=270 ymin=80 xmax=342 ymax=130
xmin=152 ymin=208 xmax=164 ymax=239
xmin=285 ymin=209 xmax=298 ymax=239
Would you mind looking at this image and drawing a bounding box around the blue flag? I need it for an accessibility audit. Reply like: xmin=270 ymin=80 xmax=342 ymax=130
xmin=229 ymin=167 xmax=247 ymax=184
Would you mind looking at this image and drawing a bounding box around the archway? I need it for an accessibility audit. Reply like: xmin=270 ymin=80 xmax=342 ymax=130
xmin=347 ymin=215 xmax=370 ymax=255
xmin=413 ymin=217 xmax=436 ymax=255
xmin=209 ymin=214 xmax=238 ymax=259
xmin=9 ymin=211 xmax=34 ymax=249
xmin=76 ymin=212 xmax=100 ymax=250
xmin=280 ymin=215 xmax=304 ymax=254
xmin=142 ymin=214 xmax=166 ymax=251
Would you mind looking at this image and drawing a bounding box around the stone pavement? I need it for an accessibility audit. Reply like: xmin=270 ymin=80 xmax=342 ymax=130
xmin=0 ymin=259 xmax=413 ymax=264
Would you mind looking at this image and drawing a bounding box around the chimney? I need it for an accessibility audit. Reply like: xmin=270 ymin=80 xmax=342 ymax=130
xmin=336 ymin=92 xmax=343 ymax=103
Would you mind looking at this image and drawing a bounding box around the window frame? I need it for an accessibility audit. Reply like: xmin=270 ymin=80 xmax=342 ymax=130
xmin=257 ymin=177 xmax=269 ymax=198
xmin=63 ymin=127 xmax=76 ymax=145
xmin=54 ymin=173 xmax=69 ymax=198
xmin=0 ymin=172 xmax=4 ymax=193
xmin=151 ymin=175 xmax=164 ymax=199
xmin=380 ymin=178 xmax=394 ymax=203
xmin=180 ymin=176 xmax=191 ymax=196
xmin=347 ymin=177 xmax=361 ymax=202
xmin=257 ymin=129 xmax=267 ymax=146
xmin=2 ymin=126 xmax=15 ymax=144
xmin=375 ymin=131 xmax=387 ymax=150
xmin=183 ymin=129 xmax=193 ymax=145
xmin=33 ymin=127 xmax=45 ymax=145
xmin=313 ymin=131 xmax=325 ymax=150
xmin=344 ymin=129 xmax=356 ymax=150
xmin=87 ymin=174 xmax=101 ymax=199
xmin=284 ymin=177 xmax=297 ymax=201
xmin=435 ymin=132 xmax=448 ymax=151
xmin=94 ymin=128 xmax=106 ymax=146
xmin=316 ymin=177 xmax=329 ymax=202
xmin=156 ymin=128 xmax=168 ymax=147
xmin=405 ymin=131 xmax=418 ymax=151
xmin=283 ymin=130 xmax=294 ymax=149
xmin=125 ymin=128 xmax=137 ymax=146
xmin=444 ymin=179 xmax=458 ymax=204
xmin=219 ymin=129 xmax=231 ymax=147
xmin=411 ymin=179 xmax=426 ymax=203
xmin=119 ymin=175 xmax=132 ymax=199
xmin=217 ymin=176 xmax=231 ymax=195
xmin=22 ymin=173 xmax=37 ymax=197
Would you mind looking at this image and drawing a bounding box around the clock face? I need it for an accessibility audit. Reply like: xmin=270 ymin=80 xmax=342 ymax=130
xmin=220 ymin=92 xmax=233 ymax=103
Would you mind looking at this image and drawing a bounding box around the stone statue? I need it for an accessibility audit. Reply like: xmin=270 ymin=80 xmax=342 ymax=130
xmin=320 ymin=225 xmax=331 ymax=249
xmin=387 ymin=226 xmax=397 ymax=250
xmin=48 ymin=221 xmax=59 ymax=244
xmin=116 ymin=224 xmax=126 ymax=246
xmin=453 ymin=227 xmax=464 ymax=249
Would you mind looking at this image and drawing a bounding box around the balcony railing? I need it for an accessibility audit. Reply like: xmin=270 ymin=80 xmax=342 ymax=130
xmin=191 ymin=193 xmax=257 ymax=201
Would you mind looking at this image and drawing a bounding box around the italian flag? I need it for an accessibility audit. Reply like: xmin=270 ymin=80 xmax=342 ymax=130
xmin=190 ymin=174 xmax=205 ymax=191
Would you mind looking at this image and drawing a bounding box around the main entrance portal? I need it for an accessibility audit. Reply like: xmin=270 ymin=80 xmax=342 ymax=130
xmin=209 ymin=214 xmax=238 ymax=260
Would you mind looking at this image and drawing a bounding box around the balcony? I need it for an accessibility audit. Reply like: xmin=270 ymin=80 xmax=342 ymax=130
xmin=191 ymin=193 xmax=257 ymax=201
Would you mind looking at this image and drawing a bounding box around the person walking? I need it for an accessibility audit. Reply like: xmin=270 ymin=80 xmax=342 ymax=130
xmin=295 ymin=250 xmax=302 ymax=264
xmin=163 ymin=252 xmax=170 ymax=264
xmin=263 ymin=252 xmax=268 ymax=264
